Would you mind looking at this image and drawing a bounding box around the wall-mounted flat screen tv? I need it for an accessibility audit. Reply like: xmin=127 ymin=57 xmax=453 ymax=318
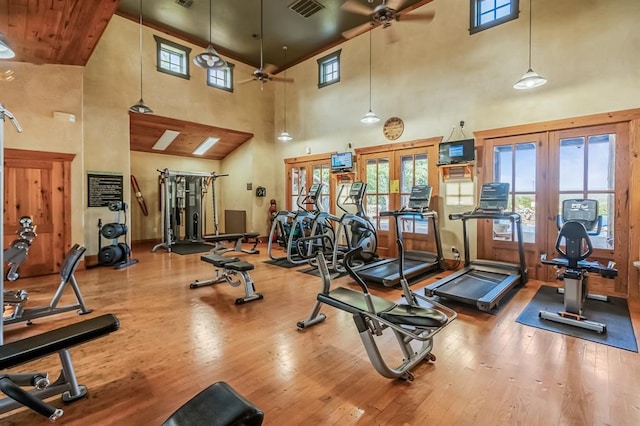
xmin=331 ymin=152 xmax=353 ymax=171
xmin=438 ymin=139 xmax=475 ymax=165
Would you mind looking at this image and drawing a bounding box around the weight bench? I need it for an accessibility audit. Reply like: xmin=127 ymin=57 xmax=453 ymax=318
xmin=203 ymin=232 xmax=261 ymax=255
xmin=0 ymin=313 xmax=120 ymax=421
xmin=163 ymin=381 xmax=263 ymax=426
xmin=190 ymin=254 xmax=263 ymax=305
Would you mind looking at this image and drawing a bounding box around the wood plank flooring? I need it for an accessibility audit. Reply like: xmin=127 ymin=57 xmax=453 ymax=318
xmin=1 ymin=242 xmax=639 ymax=425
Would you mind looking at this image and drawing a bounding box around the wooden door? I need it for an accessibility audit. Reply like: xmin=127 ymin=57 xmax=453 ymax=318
xmin=4 ymin=149 xmax=73 ymax=278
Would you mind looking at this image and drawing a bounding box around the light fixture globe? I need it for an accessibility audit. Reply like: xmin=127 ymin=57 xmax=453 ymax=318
xmin=129 ymin=98 xmax=153 ymax=114
xmin=0 ymin=33 xmax=16 ymax=59
xmin=513 ymin=68 xmax=547 ymax=90
xmin=193 ymin=45 xmax=227 ymax=69
xmin=361 ymin=110 xmax=380 ymax=124
xmin=278 ymin=130 xmax=293 ymax=141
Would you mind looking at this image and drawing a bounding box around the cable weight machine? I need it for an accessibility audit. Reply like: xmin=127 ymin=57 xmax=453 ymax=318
xmin=95 ymin=201 xmax=138 ymax=269
xmin=152 ymin=169 xmax=228 ymax=252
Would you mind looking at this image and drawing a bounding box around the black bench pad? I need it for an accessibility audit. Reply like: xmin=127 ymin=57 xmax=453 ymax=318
xmin=0 ymin=314 xmax=120 ymax=370
xmin=163 ymin=381 xmax=263 ymax=426
xmin=201 ymin=254 xmax=240 ymax=266
xmin=225 ymin=261 xmax=254 ymax=272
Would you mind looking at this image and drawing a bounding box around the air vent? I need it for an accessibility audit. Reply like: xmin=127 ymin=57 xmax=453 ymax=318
xmin=289 ymin=0 xmax=324 ymax=18
xmin=175 ymin=0 xmax=195 ymax=8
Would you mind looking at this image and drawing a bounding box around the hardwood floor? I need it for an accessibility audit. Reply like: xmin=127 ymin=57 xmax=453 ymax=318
xmin=1 ymin=242 xmax=639 ymax=425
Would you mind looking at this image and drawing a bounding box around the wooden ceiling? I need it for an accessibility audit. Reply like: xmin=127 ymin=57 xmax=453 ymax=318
xmin=129 ymin=112 xmax=253 ymax=161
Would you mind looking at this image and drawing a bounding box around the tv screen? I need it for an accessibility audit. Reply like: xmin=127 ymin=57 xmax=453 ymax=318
xmin=438 ymin=139 xmax=475 ymax=165
xmin=331 ymin=152 xmax=353 ymax=170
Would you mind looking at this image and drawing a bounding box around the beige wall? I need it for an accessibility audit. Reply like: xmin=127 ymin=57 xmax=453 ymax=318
xmin=274 ymin=0 xmax=640 ymax=256
xmin=0 ymin=63 xmax=85 ymax=247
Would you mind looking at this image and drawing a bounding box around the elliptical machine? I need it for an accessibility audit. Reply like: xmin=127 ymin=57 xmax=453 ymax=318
xmin=540 ymin=199 xmax=617 ymax=333
xmin=330 ymin=182 xmax=377 ymax=272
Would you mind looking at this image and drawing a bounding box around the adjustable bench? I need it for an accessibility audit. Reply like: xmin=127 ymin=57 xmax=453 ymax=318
xmin=203 ymin=232 xmax=261 ymax=255
xmin=0 ymin=313 xmax=120 ymax=421
xmin=190 ymin=254 xmax=263 ymax=305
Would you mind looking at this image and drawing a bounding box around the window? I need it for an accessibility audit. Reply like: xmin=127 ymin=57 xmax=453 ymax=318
xmin=469 ymin=0 xmax=519 ymax=34
xmin=317 ymin=50 xmax=341 ymax=88
xmin=154 ymin=36 xmax=191 ymax=79
xmin=207 ymin=63 xmax=234 ymax=92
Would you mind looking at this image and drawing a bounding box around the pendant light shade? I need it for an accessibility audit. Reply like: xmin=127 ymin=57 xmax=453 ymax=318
xmin=361 ymin=30 xmax=380 ymax=124
xmin=130 ymin=0 xmax=153 ymax=114
xmin=277 ymin=45 xmax=293 ymax=142
xmin=193 ymin=0 xmax=227 ymax=70
xmin=514 ymin=0 xmax=547 ymax=90
xmin=0 ymin=33 xmax=16 ymax=59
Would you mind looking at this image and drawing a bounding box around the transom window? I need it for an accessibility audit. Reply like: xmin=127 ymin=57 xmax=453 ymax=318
xmin=154 ymin=36 xmax=191 ymax=79
xmin=207 ymin=63 xmax=234 ymax=92
xmin=470 ymin=0 xmax=519 ymax=34
xmin=317 ymin=49 xmax=341 ymax=88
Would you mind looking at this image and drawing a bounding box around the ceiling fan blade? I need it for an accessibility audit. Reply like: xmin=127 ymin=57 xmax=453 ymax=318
xmin=341 ymin=0 xmax=374 ymax=16
xmin=386 ymin=0 xmax=408 ymax=11
xmin=263 ymin=63 xmax=279 ymax=75
xmin=397 ymin=10 xmax=436 ymax=22
xmin=342 ymin=22 xmax=375 ymax=40
xmin=270 ymin=76 xmax=295 ymax=83
xmin=238 ymin=77 xmax=257 ymax=84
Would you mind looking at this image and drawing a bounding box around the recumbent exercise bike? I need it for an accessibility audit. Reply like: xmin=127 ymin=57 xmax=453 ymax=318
xmin=540 ymin=199 xmax=617 ymax=334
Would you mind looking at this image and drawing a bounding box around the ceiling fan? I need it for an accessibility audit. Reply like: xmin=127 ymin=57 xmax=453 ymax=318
xmin=341 ymin=0 xmax=435 ymax=40
xmin=240 ymin=0 xmax=294 ymax=86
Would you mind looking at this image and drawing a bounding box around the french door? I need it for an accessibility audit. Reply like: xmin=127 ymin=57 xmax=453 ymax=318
xmin=358 ymin=140 xmax=439 ymax=258
xmin=479 ymin=123 xmax=629 ymax=295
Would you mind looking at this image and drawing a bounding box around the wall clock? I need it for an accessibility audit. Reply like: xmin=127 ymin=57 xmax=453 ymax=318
xmin=383 ymin=117 xmax=404 ymax=140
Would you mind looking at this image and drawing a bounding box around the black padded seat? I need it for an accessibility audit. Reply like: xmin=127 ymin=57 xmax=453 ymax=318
xmin=225 ymin=261 xmax=254 ymax=272
xmin=0 ymin=314 xmax=120 ymax=369
xmin=243 ymin=232 xmax=260 ymax=239
xmin=201 ymin=255 xmax=240 ymax=267
xmin=203 ymin=234 xmax=245 ymax=243
xmin=163 ymin=381 xmax=263 ymax=426
xmin=380 ymin=304 xmax=448 ymax=328
xmin=317 ymin=287 xmax=396 ymax=316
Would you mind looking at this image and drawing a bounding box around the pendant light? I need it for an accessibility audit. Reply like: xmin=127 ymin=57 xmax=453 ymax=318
xmin=278 ymin=46 xmax=293 ymax=142
xmin=130 ymin=0 xmax=153 ymax=114
xmin=513 ymin=0 xmax=547 ymax=90
xmin=193 ymin=0 xmax=227 ymax=69
xmin=361 ymin=30 xmax=379 ymax=124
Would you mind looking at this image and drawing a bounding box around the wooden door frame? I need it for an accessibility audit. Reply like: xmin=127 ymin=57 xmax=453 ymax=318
xmin=4 ymin=148 xmax=75 ymax=273
xmin=474 ymin=108 xmax=640 ymax=298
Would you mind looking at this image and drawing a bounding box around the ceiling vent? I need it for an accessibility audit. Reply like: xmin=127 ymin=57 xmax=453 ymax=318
xmin=175 ymin=0 xmax=195 ymax=8
xmin=289 ymin=0 xmax=324 ymax=18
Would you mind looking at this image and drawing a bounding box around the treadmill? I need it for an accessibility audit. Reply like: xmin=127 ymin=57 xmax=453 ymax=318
xmin=355 ymin=185 xmax=445 ymax=287
xmin=425 ymin=182 xmax=528 ymax=311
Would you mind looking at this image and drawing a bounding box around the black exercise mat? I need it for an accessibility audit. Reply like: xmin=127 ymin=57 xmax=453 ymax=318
xmin=170 ymin=243 xmax=213 ymax=255
xmin=263 ymin=258 xmax=301 ymax=269
xmin=516 ymin=285 xmax=638 ymax=352
xmin=298 ymin=266 xmax=347 ymax=280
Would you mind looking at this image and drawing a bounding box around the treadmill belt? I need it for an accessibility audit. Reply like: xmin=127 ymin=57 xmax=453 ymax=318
xmin=436 ymin=270 xmax=507 ymax=301
xmin=359 ymin=259 xmax=426 ymax=286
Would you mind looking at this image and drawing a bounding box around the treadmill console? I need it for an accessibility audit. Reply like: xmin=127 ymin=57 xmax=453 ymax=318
xmin=407 ymin=185 xmax=432 ymax=212
xmin=477 ymin=182 xmax=509 ymax=212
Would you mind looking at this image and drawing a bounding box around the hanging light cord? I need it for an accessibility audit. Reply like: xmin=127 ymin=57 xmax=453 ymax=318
xmin=208 ymin=0 xmax=212 ymax=45
xmin=138 ymin=0 xmax=143 ymax=99
xmin=283 ymin=47 xmax=287 ymax=131
xmin=527 ymin=0 xmax=532 ymax=69
xmin=260 ymin=0 xmax=264 ymax=70
xmin=368 ymin=30 xmax=373 ymax=110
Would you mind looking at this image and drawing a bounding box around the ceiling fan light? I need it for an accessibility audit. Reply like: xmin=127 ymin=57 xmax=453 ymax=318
xmin=513 ymin=68 xmax=547 ymax=90
xmin=193 ymin=45 xmax=227 ymax=69
xmin=0 ymin=33 xmax=16 ymax=59
xmin=129 ymin=98 xmax=154 ymax=114
xmin=278 ymin=130 xmax=293 ymax=141
xmin=361 ymin=110 xmax=380 ymax=124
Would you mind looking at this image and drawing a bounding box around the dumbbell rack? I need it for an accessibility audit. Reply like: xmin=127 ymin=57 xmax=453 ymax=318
xmin=95 ymin=202 xmax=138 ymax=269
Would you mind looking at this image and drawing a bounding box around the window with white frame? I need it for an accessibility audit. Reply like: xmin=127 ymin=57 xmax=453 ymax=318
xmin=154 ymin=35 xmax=191 ymax=79
xmin=317 ymin=49 xmax=341 ymax=88
xmin=207 ymin=63 xmax=234 ymax=92
xmin=469 ymin=0 xmax=519 ymax=34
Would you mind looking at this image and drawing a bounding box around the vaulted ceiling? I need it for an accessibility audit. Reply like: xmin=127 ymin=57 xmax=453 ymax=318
xmin=0 ymin=0 xmax=434 ymax=159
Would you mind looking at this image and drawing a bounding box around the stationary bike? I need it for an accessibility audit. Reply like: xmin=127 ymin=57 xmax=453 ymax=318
xmin=540 ymin=199 xmax=617 ymax=334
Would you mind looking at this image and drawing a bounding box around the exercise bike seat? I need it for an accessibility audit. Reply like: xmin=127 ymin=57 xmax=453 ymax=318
xmin=380 ymin=304 xmax=448 ymax=328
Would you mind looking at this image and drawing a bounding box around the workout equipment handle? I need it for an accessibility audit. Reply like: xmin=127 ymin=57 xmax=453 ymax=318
xmin=0 ymin=376 xmax=63 ymax=421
